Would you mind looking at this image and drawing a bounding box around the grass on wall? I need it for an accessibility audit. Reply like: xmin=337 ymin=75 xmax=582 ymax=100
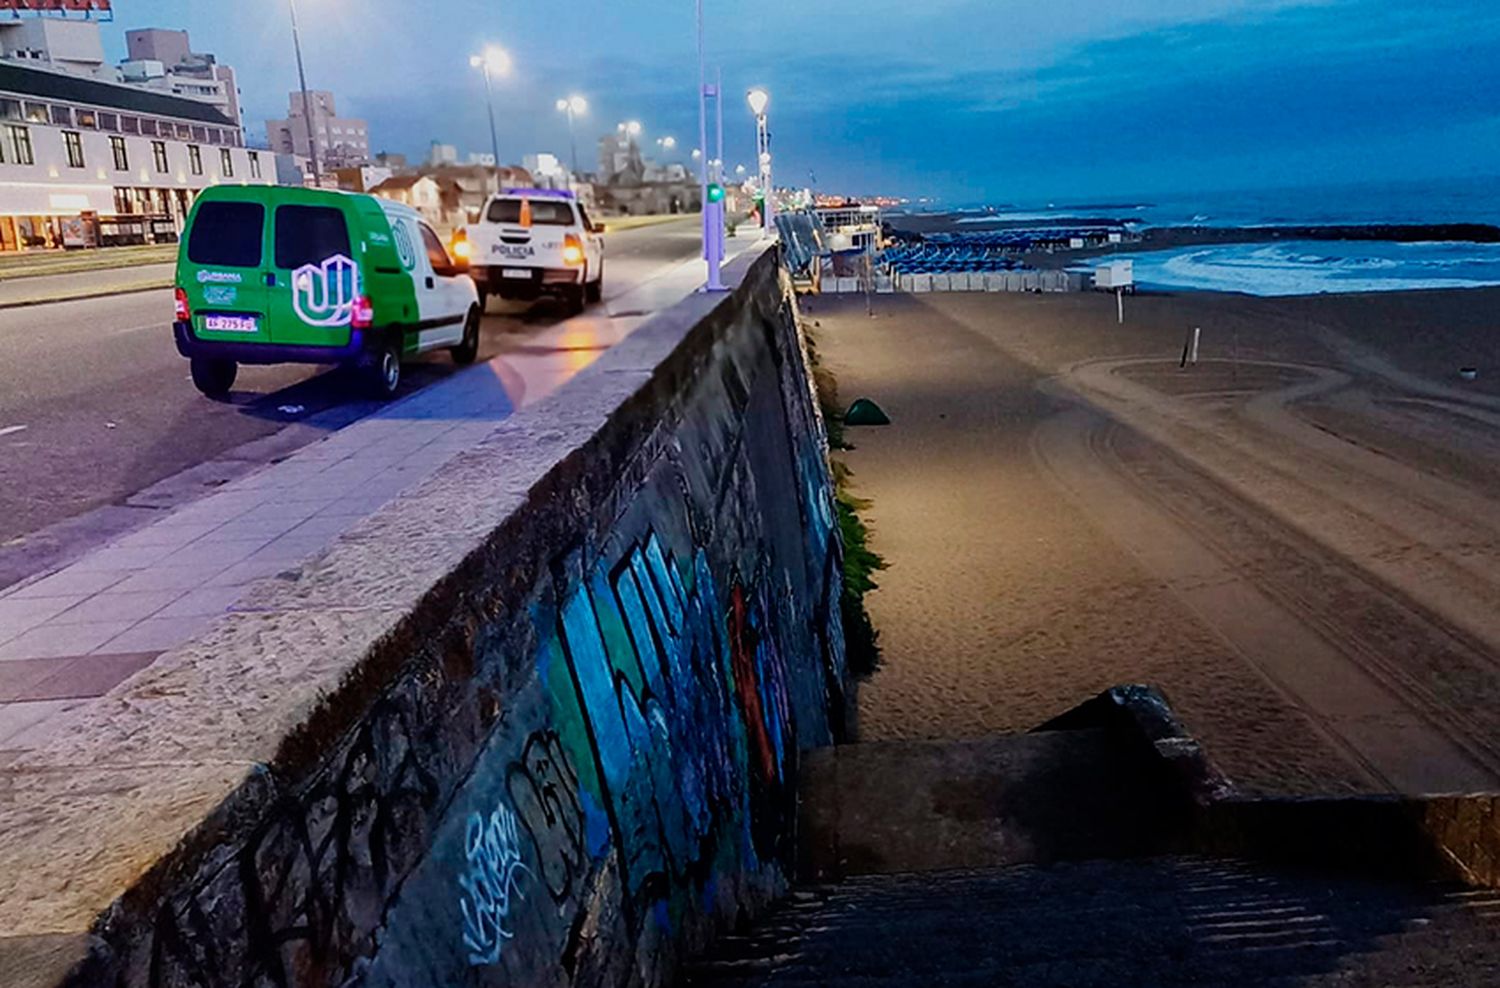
xmin=807 ymin=327 xmax=886 ymax=677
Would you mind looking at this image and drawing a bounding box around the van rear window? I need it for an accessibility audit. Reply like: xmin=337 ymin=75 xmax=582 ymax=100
xmin=187 ymin=201 xmax=263 ymax=268
xmin=487 ymin=198 xmax=575 ymax=226
xmin=274 ymin=205 xmax=351 ymax=269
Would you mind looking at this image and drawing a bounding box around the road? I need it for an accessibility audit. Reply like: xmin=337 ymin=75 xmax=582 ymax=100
xmin=0 ymin=217 xmax=706 ymax=580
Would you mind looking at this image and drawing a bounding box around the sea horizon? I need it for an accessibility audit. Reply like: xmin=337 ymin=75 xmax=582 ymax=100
xmin=893 ymin=173 xmax=1500 ymax=230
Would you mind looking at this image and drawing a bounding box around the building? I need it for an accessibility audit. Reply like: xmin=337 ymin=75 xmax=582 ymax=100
xmin=0 ymin=60 xmax=268 ymax=250
xmin=265 ymin=91 xmax=369 ymax=171
xmin=426 ymin=142 xmax=458 ymax=167
xmin=122 ymin=28 xmax=242 ymax=128
xmin=0 ymin=18 xmax=107 ymax=77
xmin=332 ymin=164 xmax=393 ymax=194
xmin=594 ymin=131 xmax=699 ymax=216
xmin=369 ymin=174 xmax=464 ymax=231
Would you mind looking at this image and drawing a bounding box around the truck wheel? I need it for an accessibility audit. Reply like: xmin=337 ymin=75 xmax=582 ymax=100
xmin=450 ymin=306 xmax=481 ymax=365
xmin=360 ymin=341 xmax=402 ymax=399
xmin=190 ymin=357 xmax=237 ymax=398
xmin=586 ymin=263 xmax=604 ymax=303
xmin=564 ymin=284 xmax=586 ymax=316
xmin=476 ymin=287 xmax=489 ymax=313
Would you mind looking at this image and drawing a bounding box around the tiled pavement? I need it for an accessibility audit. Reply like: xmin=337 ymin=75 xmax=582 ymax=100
xmin=0 ymin=243 xmax=756 ymax=752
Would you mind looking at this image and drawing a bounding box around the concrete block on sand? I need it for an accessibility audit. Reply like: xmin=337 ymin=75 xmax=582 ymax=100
xmin=911 ymin=274 xmax=932 ymax=293
xmin=984 ymin=272 xmax=1004 ymax=292
xmin=836 ymin=277 xmax=859 ymax=294
xmin=932 ymin=274 xmax=952 ymax=291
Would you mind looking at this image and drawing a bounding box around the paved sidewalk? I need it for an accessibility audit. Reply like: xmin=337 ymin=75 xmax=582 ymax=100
xmin=0 ymin=241 xmax=760 ymax=755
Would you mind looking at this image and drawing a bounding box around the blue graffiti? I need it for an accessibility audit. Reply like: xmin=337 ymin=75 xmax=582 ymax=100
xmin=459 ymin=803 xmax=531 ymax=966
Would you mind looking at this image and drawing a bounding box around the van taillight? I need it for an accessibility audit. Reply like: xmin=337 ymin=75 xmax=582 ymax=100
xmin=562 ymin=234 xmax=584 ymax=265
xmin=351 ymin=295 xmax=374 ymax=330
xmin=174 ymin=287 xmax=191 ymax=322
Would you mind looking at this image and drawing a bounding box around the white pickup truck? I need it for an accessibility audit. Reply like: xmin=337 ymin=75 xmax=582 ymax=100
xmin=465 ymin=188 xmax=605 ymax=314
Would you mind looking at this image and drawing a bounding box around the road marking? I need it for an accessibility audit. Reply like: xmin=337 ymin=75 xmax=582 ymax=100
xmin=0 ymin=424 xmax=27 ymax=438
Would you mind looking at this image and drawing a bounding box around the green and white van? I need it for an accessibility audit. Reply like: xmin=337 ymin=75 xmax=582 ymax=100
xmin=173 ymin=186 xmax=481 ymax=399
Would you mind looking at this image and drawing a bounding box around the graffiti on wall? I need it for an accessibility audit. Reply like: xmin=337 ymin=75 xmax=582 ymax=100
xmin=459 ymin=803 xmax=531 ymax=966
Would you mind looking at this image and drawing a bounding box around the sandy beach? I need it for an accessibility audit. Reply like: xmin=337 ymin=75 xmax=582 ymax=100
xmin=810 ymin=285 xmax=1500 ymax=797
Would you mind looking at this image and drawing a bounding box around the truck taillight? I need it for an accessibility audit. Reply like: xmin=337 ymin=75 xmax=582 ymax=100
xmin=562 ymin=234 xmax=584 ymax=265
xmin=174 ymin=287 xmax=191 ymax=322
xmin=351 ymin=295 xmax=374 ymax=330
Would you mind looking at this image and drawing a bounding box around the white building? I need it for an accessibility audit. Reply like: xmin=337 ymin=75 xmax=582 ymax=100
xmin=122 ymin=28 xmax=242 ymax=129
xmin=266 ymin=91 xmax=370 ymax=170
xmin=0 ymin=60 xmax=268 ymax=251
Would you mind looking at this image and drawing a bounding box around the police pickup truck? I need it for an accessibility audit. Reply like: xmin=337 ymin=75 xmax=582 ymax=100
xmin=465 ymin=188 xmax=604 ymax=314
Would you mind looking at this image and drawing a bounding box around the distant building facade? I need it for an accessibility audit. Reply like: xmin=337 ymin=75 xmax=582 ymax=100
xmin=266 ymin=91 xmax=370 ymax=170
xmin=594 ymin=131 xmax=699 ymax=216
xmin=0 ymin=61 xmax=267 ymax=250
xmin=122 ymin=28 xmax=242 ymax=128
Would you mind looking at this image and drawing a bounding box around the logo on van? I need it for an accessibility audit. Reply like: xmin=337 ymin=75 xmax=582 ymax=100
xmin=292 ymin=254 xmax=359 ymax=327
xmin=197 ymin=270 xmax=243 ymax=284
xmin=392 ymin=222 xmax=418 ymax=271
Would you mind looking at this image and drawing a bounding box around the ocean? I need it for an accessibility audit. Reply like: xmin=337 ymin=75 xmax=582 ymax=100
xmin=919 ymin=175 xmax=1500 ymax=294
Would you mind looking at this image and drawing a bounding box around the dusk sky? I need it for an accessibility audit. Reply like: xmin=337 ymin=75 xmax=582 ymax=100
xmin=107 ymin=0 xmax=1500 ymax=204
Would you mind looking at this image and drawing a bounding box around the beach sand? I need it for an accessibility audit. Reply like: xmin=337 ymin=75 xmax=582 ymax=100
xmin=809 ymin=286 xmax=1500 ymax=797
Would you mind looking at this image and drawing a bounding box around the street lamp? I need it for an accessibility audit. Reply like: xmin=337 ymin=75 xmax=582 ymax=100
xmin=469 ymin=45 xmax=512 ymax=167
xmin=286 ymin=0 xmax=319 ymax=184
xmin=555 ymin=94 xmax=587 ymax=177
xmin=618 ymin=120 xmax=642 ymax=138
xmin=747 ymin=88 xmax=773 ymax=235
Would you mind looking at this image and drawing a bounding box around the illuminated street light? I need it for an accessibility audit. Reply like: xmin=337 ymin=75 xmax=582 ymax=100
xmin=555 ymin=94 xmax=587 ymax=177
xmin=618 ymin=120 xmax=643 ymax=138
xmin=747 ymin=87 xmax=774 ymax=234
xmin=469 ymin=45 xmax=513 ymax=166
xmin=657 ymin=136 xmax=678 ymax=150
xmin=735 ymin=164 xmax=747 ymax=176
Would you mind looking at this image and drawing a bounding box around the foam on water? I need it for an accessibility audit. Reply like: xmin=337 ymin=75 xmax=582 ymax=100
xmin=1107 ymin=241 xmax=1500 ymax=296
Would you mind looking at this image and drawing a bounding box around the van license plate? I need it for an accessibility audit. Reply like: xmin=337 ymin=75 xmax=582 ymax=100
xmin=203 ymin=314 xmax=258 ymax=333
xmin=501 ymin=268 xmax=532 ymax=280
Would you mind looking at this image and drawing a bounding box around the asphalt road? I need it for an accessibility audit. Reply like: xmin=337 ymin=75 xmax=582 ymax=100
xmin=0 ymin=217 xmax=703 ymax=560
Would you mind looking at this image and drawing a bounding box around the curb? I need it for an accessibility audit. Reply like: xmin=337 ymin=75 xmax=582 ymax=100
xmin=0 ymin=280 xmax=171 ymax=311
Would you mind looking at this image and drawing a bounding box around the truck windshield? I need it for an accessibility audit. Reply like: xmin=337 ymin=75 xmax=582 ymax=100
xmin=487 ymin=198 xmax=574 ymax=226
xmin=187 ymin=202 xmax=263 ymax=268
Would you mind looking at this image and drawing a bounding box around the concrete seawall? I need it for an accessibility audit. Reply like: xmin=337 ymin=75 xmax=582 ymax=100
xmin=0 ymin=245 xmax=848 ymax=987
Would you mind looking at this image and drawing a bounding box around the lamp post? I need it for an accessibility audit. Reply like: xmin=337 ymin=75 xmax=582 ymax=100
xmin=696 ymin=0 xmax=725 ymax=291
xmin=747 ymin=88 xmax=773 ymax=235
xmin=469 ymin=46 xmax=512 ymax=168
xmin=555 ymin=95 xmax=586 ymax=178
xmin=287 ymin=0 xmax=319 ymax=185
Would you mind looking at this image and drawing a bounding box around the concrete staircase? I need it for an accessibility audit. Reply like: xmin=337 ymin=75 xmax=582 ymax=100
xmin=681 ymin=688 xmax=1500 ymax=987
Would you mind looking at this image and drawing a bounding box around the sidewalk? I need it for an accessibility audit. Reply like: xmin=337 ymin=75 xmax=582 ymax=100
xmin=0 ymin=240 xmax=762 ymax=755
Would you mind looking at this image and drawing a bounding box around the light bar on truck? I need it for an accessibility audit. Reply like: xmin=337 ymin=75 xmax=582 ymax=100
xmin=501 ymin=187 xmax=576 ymax=199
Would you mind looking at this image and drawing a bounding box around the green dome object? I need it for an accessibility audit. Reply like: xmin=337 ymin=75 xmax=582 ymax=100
xmin=844 ymin=398 xmax=891 ymax=426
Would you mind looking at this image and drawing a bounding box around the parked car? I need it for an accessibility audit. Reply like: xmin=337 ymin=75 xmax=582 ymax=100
xmin=173 ymin=185 xmax=481 ymax=399
xmin=466 ymin=188 xmax=604 ymax=313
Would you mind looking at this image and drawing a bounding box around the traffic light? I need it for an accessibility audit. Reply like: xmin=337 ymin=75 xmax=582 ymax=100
xmin=707 ymin=182 xmax=725 ymax=204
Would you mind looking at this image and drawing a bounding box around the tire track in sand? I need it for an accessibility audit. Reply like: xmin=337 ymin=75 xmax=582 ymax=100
xmin=1033 ymin=401 xmax=1500 ymax=795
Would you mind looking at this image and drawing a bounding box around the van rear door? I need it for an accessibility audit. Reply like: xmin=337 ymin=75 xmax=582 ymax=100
xmin=182 ymin=199 xmax=270 ymax=344
xmin=269 ymin=202 xmax=358 ymax=347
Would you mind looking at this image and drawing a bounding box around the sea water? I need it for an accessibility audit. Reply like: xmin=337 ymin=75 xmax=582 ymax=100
xmin=1105 ymin=241 xmax=1500 ymax=296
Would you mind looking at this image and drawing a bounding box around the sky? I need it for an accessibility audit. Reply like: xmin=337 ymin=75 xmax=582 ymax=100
xmin=102 ymin=0 xmax=1500 ymax=205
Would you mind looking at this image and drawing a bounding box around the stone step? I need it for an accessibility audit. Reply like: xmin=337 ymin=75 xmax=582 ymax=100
xmin=682 ymin=857 xmax=1500 ymax=988
xmin=798 ymin=728 xmax=1192 ymax=879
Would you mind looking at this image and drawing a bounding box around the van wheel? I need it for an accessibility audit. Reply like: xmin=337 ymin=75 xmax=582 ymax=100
xmin=190 ymin=357 xmax=237 ymax=398
xmin=476 ymin=288 xmax=489 ymax=313
xmin=450 ymin=306 xmax=481 ymax=365
xmin=586 ymin=263 xmax=604 ymax=303
xmin=360 ymin=342 xmax=402 ymax=399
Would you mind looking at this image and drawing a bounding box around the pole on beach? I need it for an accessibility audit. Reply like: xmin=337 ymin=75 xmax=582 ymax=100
xmin=697 ymin=0 xmax=725 ymax=292
xmin=1116 ymin=287 xmax=1124 ymax=324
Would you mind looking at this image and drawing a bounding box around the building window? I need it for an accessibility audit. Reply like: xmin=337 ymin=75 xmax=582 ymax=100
xmin=75 ymin=109 xmax=96 ymax=128
xmin=248 ymin=151 xmax=261 ymax=180
xmin=7 ymin=125 xmax=32 ymax=165
xmin=23 ymin=103 xmax=47 ymax=124
xmin=151 ymin=140 xmax=168 ymax=173
xmin=110 ymin=135 xmax=128 ymax=171
xmin=121 ymin=116 xmax=140 ymax=135
xmin=0 ymin=100 xmax=20 ymax=122
xmin=187 ymin=144 xmax=202 ymax=175
xmin=191 ymin=125 xmax=207 ymax=142
xmin=49 ymin=105 xmax=71 ymax=126
xmin=63 ymin=131 xmax=84 ymax=168
xmin=220 ymin=147 xmax=233 ymax=177
xmin=98 ymin=112 xmax=118 ymax=132
xmin=139 ymin=118 xmax=157 ymax=136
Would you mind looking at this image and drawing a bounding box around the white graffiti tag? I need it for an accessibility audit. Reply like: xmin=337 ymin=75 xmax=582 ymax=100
xmin=459 ymin=803 xmax=531 ymax=966
xmin=291 ymin=254 xmax=359 ymax=326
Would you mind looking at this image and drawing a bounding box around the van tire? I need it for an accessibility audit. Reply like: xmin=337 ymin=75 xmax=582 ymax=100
xmin=586 ymin=263 xmax=604 ymax=303
xmin=476 ymin=288 xmax=489 ymax=313
xmin=360 ymin=341 xmax=402 ymax=399
xmin=450 ymin=306 xmax=481 ymax=365
xmin=190 ymin=357 xmax=237 ymax=398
